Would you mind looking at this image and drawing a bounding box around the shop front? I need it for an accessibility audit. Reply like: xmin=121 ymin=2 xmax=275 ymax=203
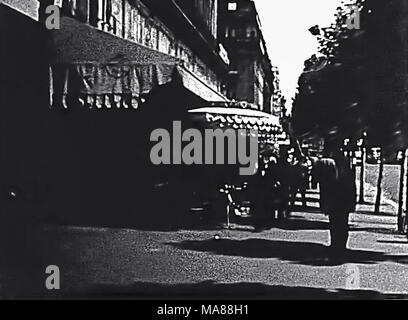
xmin=42 ymin=16 xmax=229 ymax=227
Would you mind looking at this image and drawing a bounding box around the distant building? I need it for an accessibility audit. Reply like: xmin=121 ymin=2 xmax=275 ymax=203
xmin=271 ymin=66 xmax=286 ymax=118
xmin=217 ymin=0 xmax=274 ymax=113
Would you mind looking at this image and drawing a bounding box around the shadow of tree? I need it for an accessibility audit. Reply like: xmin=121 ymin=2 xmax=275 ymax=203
xmin=168 ymin=238 xmax=408 ymax=267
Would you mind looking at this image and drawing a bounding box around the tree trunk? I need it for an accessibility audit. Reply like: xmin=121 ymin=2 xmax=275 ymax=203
xmin=375 ymin=156 xmax=384 ymax=214
xmin=398 ymin=150 xmax=407 ymax=232
xmin=398 ymin=159 xmax=405 ymax=231
xmin=359 ymin=147 xmax=366 ymax=204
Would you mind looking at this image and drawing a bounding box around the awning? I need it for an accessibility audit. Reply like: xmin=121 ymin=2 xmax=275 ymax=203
xmin=48 ymin=17 xmax=227 ymax=108
xmin=49 ymin=62 xmax=179 ymax=109
xmin=49 ymin=17 xmax=180 ymax=65
xmin=188 ymin=106 xmax=284 ymax=142
xmin=177 ymin=67 xmax=228 ymax=103
xmin=189 ymin=107 xmax=282 ymax=126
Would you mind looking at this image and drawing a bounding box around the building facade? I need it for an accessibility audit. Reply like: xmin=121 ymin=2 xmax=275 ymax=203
xmin=1 ymin=0 xmax=282 ymax=227
xmin=48 ymin=0 xmax=229 ymax=104
xmin=217 ymin=0 xmax=274 ymax=113
xmin=271 ymin=66 xmax=286 ymax=118
xmin=0 ymin=0 xmax=234 ymax=225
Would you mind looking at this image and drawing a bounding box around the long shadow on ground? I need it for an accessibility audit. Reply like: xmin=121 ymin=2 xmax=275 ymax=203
xmin=168 ymin=238 xmax=408 ymax=267
xmin=78 ymin=281 xmax=407 ymax=300
xmin=267 ymin=217 xmax=329 ymax=231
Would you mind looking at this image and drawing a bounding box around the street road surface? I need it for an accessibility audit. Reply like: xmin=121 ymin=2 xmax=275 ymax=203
xmin=0 ymin=180 xmax=407 ymax=299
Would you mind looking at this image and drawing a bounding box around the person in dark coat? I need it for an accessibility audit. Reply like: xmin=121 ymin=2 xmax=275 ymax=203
xmin=309 ymin=156 xmax=320 ymax=189
xmin=316 ymin=151 xmax=357 ymax=252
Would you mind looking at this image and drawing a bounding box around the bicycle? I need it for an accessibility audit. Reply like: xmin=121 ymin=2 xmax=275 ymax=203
xmin=219 ymin=183 xmax=249 ymax=229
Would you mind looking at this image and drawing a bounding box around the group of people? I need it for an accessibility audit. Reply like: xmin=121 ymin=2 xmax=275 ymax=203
xmin=244 ymin=145 xmax=357 ymax=253
xmin=245 ymin=147 xmax=307 ymax=228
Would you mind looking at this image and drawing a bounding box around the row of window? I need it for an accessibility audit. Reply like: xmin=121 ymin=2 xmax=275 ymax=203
xmin=59 ymin=0 xmax=222 ymax=92
xmin=224 ymin=25 xmax=258 ymax=39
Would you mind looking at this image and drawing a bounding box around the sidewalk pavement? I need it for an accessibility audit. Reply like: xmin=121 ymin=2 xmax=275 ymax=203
xmin=1 ymin=181 xmax=407 ymax=299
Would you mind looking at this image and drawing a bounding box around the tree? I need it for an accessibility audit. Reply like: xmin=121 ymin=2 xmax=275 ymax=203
xmin=292 ymin=0 xmax=408 ymax=214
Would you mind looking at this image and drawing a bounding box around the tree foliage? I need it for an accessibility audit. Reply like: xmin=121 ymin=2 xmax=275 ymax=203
xmin=292 ymin=0 xmax=408 ymax=154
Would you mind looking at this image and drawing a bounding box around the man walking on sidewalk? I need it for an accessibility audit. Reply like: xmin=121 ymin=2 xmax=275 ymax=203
xmin=317 ymin=150 xmax=357 ymax=253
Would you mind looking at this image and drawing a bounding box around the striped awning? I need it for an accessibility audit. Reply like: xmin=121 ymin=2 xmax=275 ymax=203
xmin=188 ymin=106 xmax=285 ymax=144
xmin=189 ymin=107 xmax=283 ymax=133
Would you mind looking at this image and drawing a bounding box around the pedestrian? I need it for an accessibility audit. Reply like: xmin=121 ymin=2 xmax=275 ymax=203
xmin=249 ymin=155 xmax=278 ymax=230
xmin=309 ymin=156 xmax=320 ymax=189
xmin=316 ymin=150 xmax=357 ymax=253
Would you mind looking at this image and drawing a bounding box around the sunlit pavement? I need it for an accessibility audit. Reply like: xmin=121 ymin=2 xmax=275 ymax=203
xmin=1 ymin=182 xmax=407 ymax=299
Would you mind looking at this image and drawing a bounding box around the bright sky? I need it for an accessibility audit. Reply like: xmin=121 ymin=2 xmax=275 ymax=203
xmin=255 ymin=0 xmax=344 ymax=112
